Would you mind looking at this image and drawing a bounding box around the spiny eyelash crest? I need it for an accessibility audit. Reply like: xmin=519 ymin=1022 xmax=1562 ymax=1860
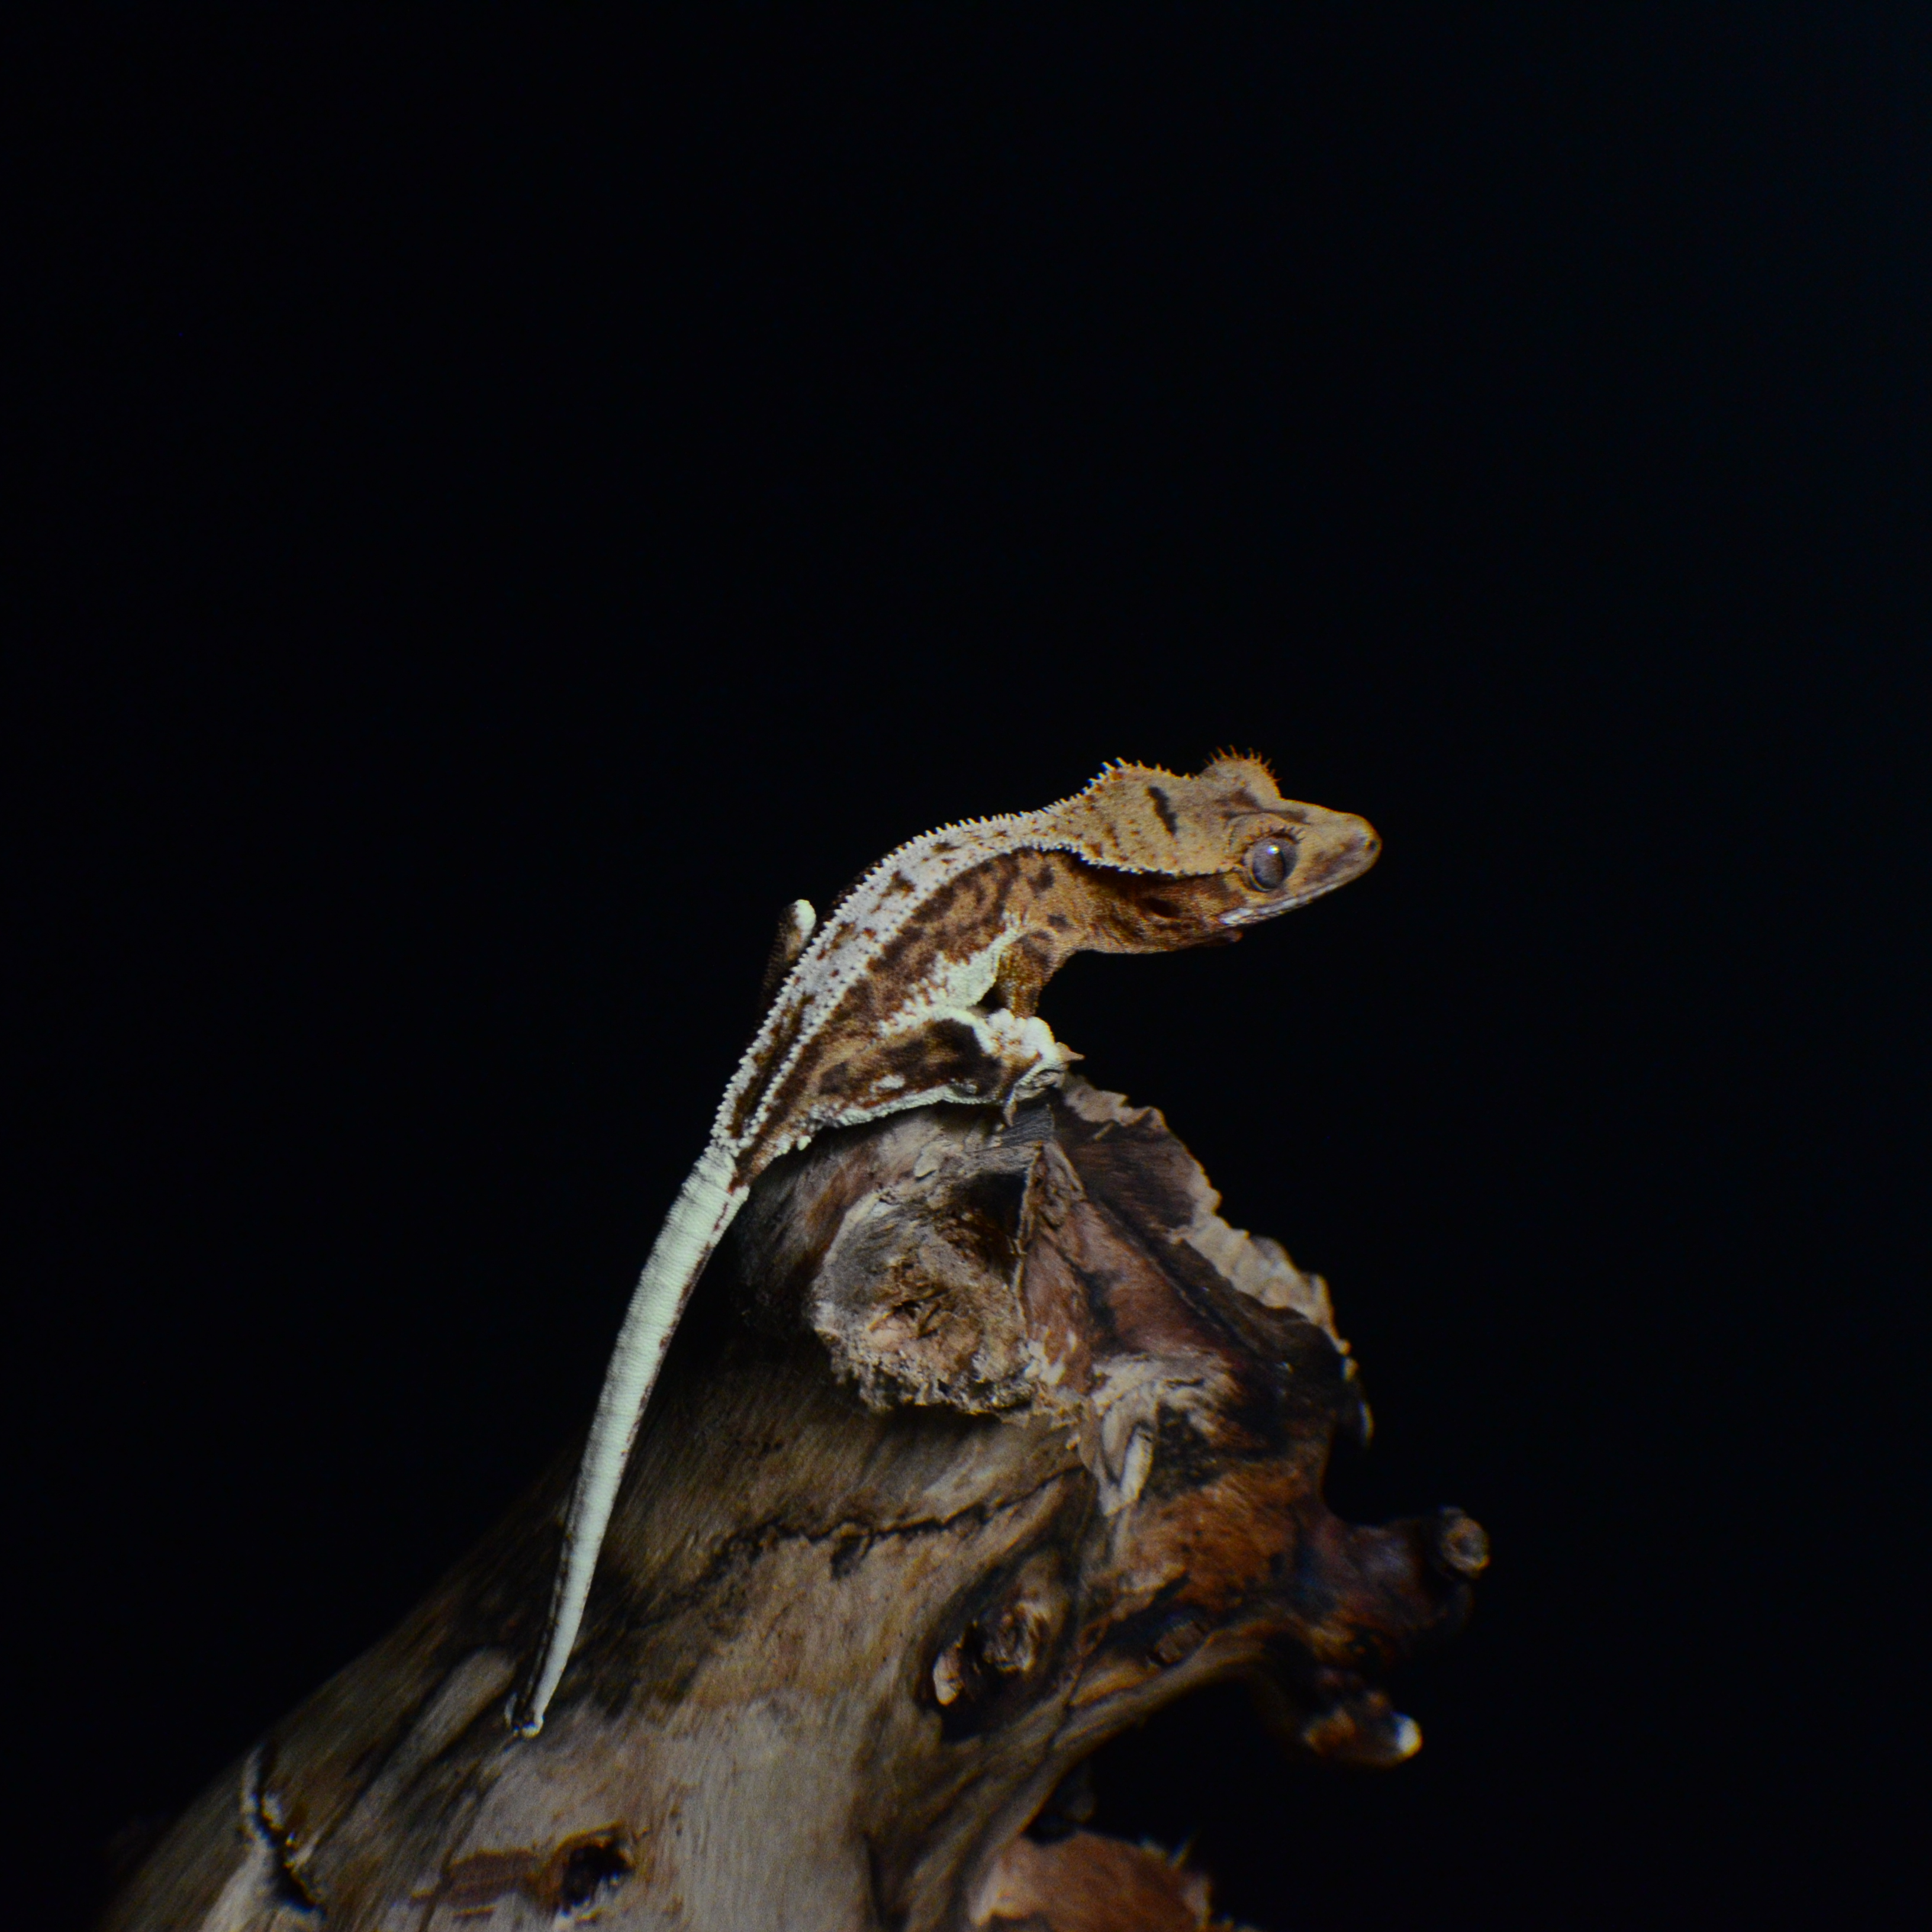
xmin=817 ymin=751 xmax=1270 ymax=925
xmin=799 ymin=757 xmax=1171 ymax=949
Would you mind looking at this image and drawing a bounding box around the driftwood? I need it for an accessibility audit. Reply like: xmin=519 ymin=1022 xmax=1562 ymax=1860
xmin=105 ymin=1079 xmax=1485 ymax=1932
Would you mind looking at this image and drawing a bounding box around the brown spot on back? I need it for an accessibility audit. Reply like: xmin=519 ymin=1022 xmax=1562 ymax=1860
xmin=740 ymin=856 xmax=1022 ymax=1153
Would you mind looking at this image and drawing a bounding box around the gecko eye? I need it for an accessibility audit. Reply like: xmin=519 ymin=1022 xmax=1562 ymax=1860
xmin=1244 ymin=835 xmax=1296 ymax=892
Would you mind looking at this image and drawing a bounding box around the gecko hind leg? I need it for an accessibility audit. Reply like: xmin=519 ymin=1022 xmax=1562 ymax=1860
xmin=759 ymin=899 xmax=817 ymax=1004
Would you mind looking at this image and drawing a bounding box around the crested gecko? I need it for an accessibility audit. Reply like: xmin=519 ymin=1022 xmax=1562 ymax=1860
xmin=508 ymin=754 xmax=1379 ymax=1735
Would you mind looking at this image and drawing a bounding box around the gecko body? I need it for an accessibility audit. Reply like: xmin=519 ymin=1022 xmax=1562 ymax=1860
xmin=508 ymin=755 xmax=1379 ymax=1735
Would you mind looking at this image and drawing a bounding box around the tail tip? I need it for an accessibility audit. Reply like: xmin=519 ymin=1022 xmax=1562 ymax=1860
xmin=503 ymin=1692 xmax=545 ymax=1740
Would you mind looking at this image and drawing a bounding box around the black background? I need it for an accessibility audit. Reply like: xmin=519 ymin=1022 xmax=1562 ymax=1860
xmin=10 ymin=10 xmax=1925 ymax=1928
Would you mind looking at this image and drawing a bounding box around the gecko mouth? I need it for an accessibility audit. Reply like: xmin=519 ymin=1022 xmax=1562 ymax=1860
xmin=1219 ymin=881 xmax=1350 ymax=925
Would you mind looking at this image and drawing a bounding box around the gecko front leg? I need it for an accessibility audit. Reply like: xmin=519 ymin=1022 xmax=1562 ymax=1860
xmin=971 ymin=1006 xmax=1081 ymax=1118
xmin=993 ymin=937 xmax=1052 ymax=1019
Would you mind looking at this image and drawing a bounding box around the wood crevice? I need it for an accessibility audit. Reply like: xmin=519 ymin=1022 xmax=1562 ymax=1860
xmin=105 ymin=1079 xmax=1482 ymax=1932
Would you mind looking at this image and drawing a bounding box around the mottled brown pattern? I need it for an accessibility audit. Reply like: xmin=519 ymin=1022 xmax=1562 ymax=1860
xmin=723 ymin=758 xmax=1377 ymax=1165
xmin=733 ymin=851 xmax=1034 ymax=1156
xmin=107 ymin=1082 xmax=1479 ymax=1932
xmin=512 ymin=758 xmax=1380 ymax=1747
xmin=735 ymin=850 xmax=1281 ymax=1165
xmin=981 ymin=1831 xmax=1219 ymax=1931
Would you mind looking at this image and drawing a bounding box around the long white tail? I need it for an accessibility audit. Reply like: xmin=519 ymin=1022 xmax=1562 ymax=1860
xmin=508 ymin=1138 xmax=744 ymax=1736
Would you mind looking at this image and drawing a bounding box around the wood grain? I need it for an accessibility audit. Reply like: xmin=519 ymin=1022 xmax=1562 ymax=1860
xmin=105 ymin=1080 xmax=1481 ymax=1932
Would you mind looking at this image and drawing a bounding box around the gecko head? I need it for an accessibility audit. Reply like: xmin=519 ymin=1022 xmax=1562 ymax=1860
xmin=1069 ymin=754 xmax=1380 ymax=927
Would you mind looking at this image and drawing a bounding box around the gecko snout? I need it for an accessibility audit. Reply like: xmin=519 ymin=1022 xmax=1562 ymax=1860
xmin=1293 ymin=813 xmax=1381 ymax=898
xmin=1328 ymin=812 xmax=1381 ymax=872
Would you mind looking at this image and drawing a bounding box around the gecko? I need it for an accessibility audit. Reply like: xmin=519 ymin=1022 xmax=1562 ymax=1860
xmin=507 ymin=754 xmax=1380 ymax=1735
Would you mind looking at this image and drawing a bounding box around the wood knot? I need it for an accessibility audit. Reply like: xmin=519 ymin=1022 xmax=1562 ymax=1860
xmin=1299 ymin=1688 xmax=1422 ymax=1767
xmin=1429 ymin=1508 xmax=1490 ymax=1580
xmin=930 ymin=1551 xmax=1068 ymax=1724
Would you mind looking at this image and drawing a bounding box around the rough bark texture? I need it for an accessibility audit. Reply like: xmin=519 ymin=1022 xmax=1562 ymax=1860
xmin=105 ymin=1079 xmax=1485 ymax=1932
